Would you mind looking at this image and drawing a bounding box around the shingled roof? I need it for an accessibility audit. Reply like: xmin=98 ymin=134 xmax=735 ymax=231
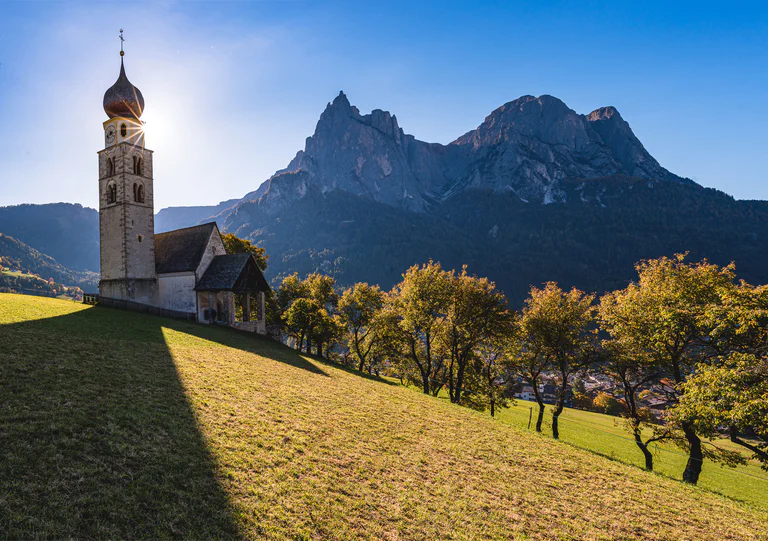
xmin=155 ymin=222 xmax=218 ymax=274
xmin=195 ymin=253 xmax=270 ymax=292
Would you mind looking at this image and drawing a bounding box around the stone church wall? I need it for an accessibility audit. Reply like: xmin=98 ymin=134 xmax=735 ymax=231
xmin=195 ymin=230 xmax=227 ymax=280
xmin=100 ymin=278 xmax=157 ymax=305
xmin=157 ymin=273 xmax=197 ymax=313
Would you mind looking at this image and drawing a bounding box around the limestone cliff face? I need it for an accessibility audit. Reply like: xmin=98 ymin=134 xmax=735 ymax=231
xmin=447 ymin=95 xmax=687 ymax=203
xmin=238 ymin=92 xmax=689 ymax=217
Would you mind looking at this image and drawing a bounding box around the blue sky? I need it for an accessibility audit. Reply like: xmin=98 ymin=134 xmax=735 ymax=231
xmin=0 ymin=0 xmax=766 ymax=210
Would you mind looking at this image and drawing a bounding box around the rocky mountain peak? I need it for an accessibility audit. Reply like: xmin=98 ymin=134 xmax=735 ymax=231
xmin=586 ymin=105 xmax=622 ymax=122
xmin=585 ymin=105 xmax=682 ymax=182
xmin=250 ymin=92 xmax=688 ymax=214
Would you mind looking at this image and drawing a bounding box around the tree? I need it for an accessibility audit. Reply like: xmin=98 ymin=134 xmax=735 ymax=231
xmin=276 ymin=272 xmax=338 ymax=356
xmin=598 ymin=254 xmax=737 ymax=484
xmin=519 ymin=283 xmax=596 ymax=439
xmin=443 ymin=267 xmax=512 ymax=405
xmin=389 ymin=262 xmax=453 ymax=395
xmin=673 ymin=353 xmax=768 ymax=468
xmin=338 ymin=283 xmax=385 ymax=372
xmin=277 ymin=273 xmax=311 ymax=348
xmin=508 ymin=337 xmax=550 ymax=433
xmin=596 ymin=338 xmax=666 ymax=471
xmin=221 ymin=232 xmax=268 ymax=271
xmin=592 ymin=391 xmax=624 ymax=416
xmin=475 ymin=329 xmax=517 ymax=417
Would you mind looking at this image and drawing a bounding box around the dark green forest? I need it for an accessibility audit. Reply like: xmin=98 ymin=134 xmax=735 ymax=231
xmin=224 ymin=180 xmax=768 ymax=306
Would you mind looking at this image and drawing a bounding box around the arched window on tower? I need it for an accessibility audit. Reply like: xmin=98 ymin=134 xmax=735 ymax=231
xmin=106 ymin=157 xmax=114 ymax=177
xmin=133 ymin=156 xmax=138 ymax=175
xmin=134 ymin=182 xmax=145 ymax=203
xmin=120 ymin=123 xmax=127 ymax=137
xmin=107 ymin=182 xmax=117 ymax=204
xmin=137 ymin=157 xmax=143 ymax=176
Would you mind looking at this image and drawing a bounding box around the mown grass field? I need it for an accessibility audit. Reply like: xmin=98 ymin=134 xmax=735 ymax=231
xmin=495 ymin=401 xmax=768 ymax=510
xmin=1 ymin=270 xmax=35 ymax=278
xmin=1 ymin=293 xmax=767 ymax=540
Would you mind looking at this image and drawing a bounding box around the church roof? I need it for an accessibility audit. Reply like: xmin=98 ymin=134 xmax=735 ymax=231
xmin=155 ymin=222 xmax=218 ymax=274
xmin=195 ymin=253 xmax=270 ymax=292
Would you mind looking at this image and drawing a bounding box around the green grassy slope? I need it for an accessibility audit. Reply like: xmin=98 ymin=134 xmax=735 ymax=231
xmin=1 ymin=294 xmax=766 ymax=540
xmin=496 ymin=402 xmax=768 ymax=510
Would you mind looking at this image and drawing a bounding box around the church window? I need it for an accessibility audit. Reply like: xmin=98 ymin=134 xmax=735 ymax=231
xmin=138 ymin=235 xmax=143 ymax=243
xmin=107 ymin=183 xmax=117 ymax=204
xmin=133 ymin=182 xmax=145 ymax=203
xmin=120 ymin=123 xmax=127 ymax=137
xmin=106 ymin=157 xmax=114 ymax=177
xmin=137 ymin=158 xmax=143 ymax=176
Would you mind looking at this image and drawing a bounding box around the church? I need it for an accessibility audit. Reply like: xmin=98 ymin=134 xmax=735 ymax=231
xmin=97 ymin=45 xmax=270 ymax=334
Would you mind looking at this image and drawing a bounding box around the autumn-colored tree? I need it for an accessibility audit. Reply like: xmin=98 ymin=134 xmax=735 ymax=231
xmin=388 ymin=262 xmax=453 ymax=395
xmin=221 ymin=232 xmax=268 ymax=271
xmin=338 ymin=283 xmax=385 ymax=372
xmin=673 ymin=353 xmax=768 ymax=468
xmin=519 ymin=283 xmax=597 ymax=439
xmin=596 ymin=337 xmax=666 ymax=471
xmin=592 ymin=391 xmax=625 ymax=416
xmin=599 ymin=254 xmax=738 ymax=484
xmin=442 ymin=267 xmax=512 ymax=405
xmin=276 ymin=272 xmax=338 ymax=357
xmin=669 ymin=282 xmax=768 ymax=467
xmin=474 ymin=329 xmax=517 ymax=417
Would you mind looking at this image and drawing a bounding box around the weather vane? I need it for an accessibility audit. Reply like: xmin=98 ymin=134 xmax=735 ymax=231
xmin=119 ymin=29 xmax=125 ymax=56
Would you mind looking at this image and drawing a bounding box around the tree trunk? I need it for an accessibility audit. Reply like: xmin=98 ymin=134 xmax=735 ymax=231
xmin=552 ymin=401 xmax=563 ymax=440
xmin=633 ymin=428 xmax=654 ymax=471
xmin=552 ymin=372 xmax=568 ymax=440
xmin=454 ymin=354 xmax=466 ymax=405
xmin=317 ymin=341 xmax=323 ymax=358
xmin=532 ymin=383 xmax=545 ymax=433
xmin=490 ymin=399 xmax=496 ymax=418
xmin=411 ymin=340 xmax=430 ymax=395
xmin=682 ymin=421 xmax=703 ymax=484
xmin=623 ymin=377 xmax=653 ymax=470
xmin=354 ymin=329 xmax=365 ymax=372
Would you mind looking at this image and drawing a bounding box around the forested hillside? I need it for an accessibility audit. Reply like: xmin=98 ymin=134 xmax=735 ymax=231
xmin=222 ymin=180 xmax=768 ymax=305
xmin=0 ymin=233 xmax=98 ymax=291
xmin=0 ymin=203 xmax=99 ymax=272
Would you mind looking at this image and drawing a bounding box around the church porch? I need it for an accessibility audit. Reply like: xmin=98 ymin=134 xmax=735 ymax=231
xmin=195 ymin=253 xmax=270 ymax=334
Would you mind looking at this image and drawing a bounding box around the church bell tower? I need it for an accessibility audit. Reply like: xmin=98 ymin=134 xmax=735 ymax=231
xmin=98 ymin=32 xmax=157 ymax=303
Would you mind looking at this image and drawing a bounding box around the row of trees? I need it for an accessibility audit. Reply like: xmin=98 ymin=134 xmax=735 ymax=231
xmin=272 ymin=254 xmax=768 ymax=486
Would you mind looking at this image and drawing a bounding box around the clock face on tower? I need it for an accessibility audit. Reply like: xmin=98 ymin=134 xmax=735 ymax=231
xmin=105 ymin=125 xmax=116 ymax=146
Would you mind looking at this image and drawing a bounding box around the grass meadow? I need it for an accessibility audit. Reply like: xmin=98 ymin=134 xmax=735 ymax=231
xmin=495 ymin=401 xmax=768 ymax=510
xmin=1 ymin=293 xmax=767 ymax=540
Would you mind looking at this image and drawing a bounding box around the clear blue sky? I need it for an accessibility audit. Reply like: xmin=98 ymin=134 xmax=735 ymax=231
xmin=1 ymin=0 xmax=766 ymax=210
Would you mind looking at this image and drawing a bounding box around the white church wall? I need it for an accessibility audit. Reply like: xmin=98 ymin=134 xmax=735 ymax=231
xmin=157 ymin=272 xmax=197 ymax=313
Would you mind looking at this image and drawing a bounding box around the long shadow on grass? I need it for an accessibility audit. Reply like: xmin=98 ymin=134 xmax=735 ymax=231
xmin=157 ymin=316 xmax=330 ymax=377
xmin=0 ymin=305 xmax=245 ymax=539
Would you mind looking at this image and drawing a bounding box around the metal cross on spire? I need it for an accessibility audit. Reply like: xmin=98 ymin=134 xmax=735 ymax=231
xmin=119 ymin=29 xmax=125 ymax=56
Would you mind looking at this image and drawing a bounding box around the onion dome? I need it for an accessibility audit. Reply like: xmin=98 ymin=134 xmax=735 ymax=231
xmin=103 ymin=56 xmax=144 ymax=119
